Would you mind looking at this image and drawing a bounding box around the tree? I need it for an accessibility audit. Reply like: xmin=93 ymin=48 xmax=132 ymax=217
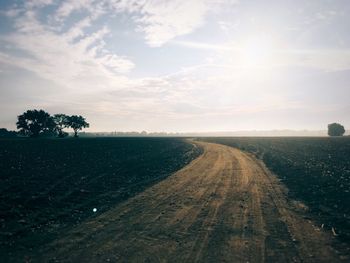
xmin=16 ymin=110 xmax=56 ymax=137
xmin=328 ymin=123 xmax=345 ymax=137
xmin=53 ymin=114 xmax=69 ymax=138
xmin=0 ymin=128 xmax=17 ymax=138
xmin=67 ymin=115 xmax=89 ymax=137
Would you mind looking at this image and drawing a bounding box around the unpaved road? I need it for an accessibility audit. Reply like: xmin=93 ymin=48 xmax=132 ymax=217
xmin=40 ymin=142 xmax=347 ymax=262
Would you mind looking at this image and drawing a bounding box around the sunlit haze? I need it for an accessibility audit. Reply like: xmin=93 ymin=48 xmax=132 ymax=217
xmin=0 ymin=0 xmax=349 ymax=132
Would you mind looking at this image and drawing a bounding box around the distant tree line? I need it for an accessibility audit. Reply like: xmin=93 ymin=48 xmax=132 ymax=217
xmin=0 ymin=128 xmax=18 ymax=138
xmin=15 ymin=109 xmax=89 ymax=138
xmin=0 ymin=112 xmax=347 ymax=138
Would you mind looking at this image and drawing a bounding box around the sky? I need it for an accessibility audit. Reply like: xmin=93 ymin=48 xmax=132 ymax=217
xmin=0 ymin=0 xmax=349 ymax=132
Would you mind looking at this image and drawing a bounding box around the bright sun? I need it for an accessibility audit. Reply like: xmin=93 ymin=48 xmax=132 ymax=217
xmin=236 ymin=34 xmax=276 ymax=69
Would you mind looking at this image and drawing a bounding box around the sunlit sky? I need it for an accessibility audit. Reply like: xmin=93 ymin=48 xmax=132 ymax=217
xmin=0 ymin=0 xmax=349 ymax=132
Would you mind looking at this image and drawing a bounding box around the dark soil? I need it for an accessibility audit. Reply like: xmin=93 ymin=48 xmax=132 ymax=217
xmin=0 ymin=137 xmax=201 ymax=261
xmin=200 ymin=137 xmax=350 ymax=244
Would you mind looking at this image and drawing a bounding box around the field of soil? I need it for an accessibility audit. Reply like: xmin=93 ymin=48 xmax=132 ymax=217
xmin=35 ymin=141 xmax=348 ymax=262
xmin=0 ymin=138 xmax=201 ymax=262
xmin=1 ymin=137 xmax=349 ymax=262
xmin=201 ymin=137 xmax=350 ymax=246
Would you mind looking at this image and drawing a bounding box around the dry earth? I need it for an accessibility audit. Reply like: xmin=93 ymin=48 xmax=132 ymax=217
xmin=38 ymin=141 xmax=347 ymax=262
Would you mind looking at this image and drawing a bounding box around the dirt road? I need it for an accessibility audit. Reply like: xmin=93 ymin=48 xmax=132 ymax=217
xmin=41 ymin=142 xmax=346 ymax=262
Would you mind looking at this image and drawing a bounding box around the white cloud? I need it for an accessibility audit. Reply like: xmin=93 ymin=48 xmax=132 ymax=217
xmin=8 ymin=0 xmax=237 ymax=49
xmin=64 ymin=17 xmax=92 ymax=41
xmin=96 ymin=53 xmax=135 ymax=73
xmin=286 ymin=49 xmax=350 ymax=71
xmin=0 ymin=0 xmax=238 ymax=93
xmin=171 ymin=40 xmax=231 ymax=51
xmin=32 ymin=0 xmax=218 ymax=47
xmin=0 ymin=5 xmax=134 ymax=92
xmin=55 ymin=0 xmax=98 ymax=20
xmin=171 ymin=38 xmax=350 ymax=72
xmin=25 ymin=0 xmax=54 ymax=9
xmin=1 ymin=0 xmax=349 ymax=132
xmin=134 ymin=0 xmax=209 ymax=47
xmin=108 ymin=0 xmax=237 ymax=47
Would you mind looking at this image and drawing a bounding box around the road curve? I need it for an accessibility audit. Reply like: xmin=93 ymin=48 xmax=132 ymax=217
xmin=41 ymin=141 xmax=345 ymax=263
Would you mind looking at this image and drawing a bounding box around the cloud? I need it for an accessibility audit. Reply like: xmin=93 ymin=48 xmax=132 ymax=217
xmin=1 ymin=0 xmax=349 ymax=132
xmin=25 ymin=0 xmax=54 ymax=9
xmin=287 ymin=49 xmax=350 ymax=71
xmin=108 ymin=0 xmax=237 ymax=47
xmin=0 ymin=0 xmax=240 ymax=93
xmin=171 ymin=40 xmax=231 ymax=51
xmin=0 ymin=5 xmax=134 ymax=92
xmin=54 ymin=0 xmax=107 ymax=21
xmin=171 ymin=39 xmax=350 ymax=71
xmin=55 ymin=0 xmax=93 ymax=19
xmin=5 ymin=0 xmax=237 ymax=50
xmin=133 ymin=0 xmax=209 ymax=47
xmin=26 ymin=0 xmax=230 ymax=47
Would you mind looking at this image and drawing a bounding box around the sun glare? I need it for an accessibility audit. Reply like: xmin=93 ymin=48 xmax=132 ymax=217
xmin=236 ymin=34 xmax=276 ymax=69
